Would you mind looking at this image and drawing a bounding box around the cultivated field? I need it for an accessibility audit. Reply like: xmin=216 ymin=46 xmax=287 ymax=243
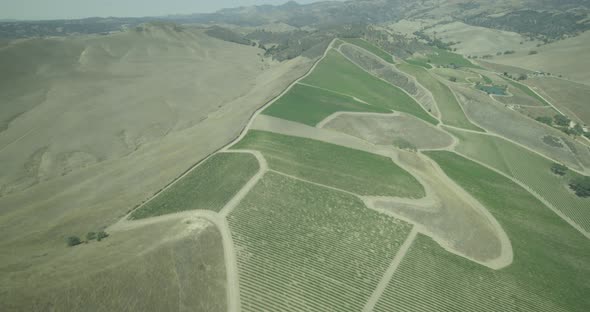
xmin=449 ymin=128 xmax=590 ymax=234
xmin=130 ymin=152 xmax=259 ymax=219
xmin=262 ymin=83 xmax=389 ymax=126
xmin=398 ymin=63 xmax=482 ymax=131
xmin=374 ymin=152 xmax=590 ymax=312
xmin=450 ymin=83 xmax=590 ymax=172
xmin=232 ymin=130 xmax=424 ymax=197
xmin=228 ymin=172 xmax=413 ymax=312
xmin=338 ymin=43 xmax=439 ymax=117
xmin=408 ymin=48 xmax=479 ymax=69
xmin=302 ymin=50 xmax=437 ymax=124
xmin=341 ymin=38 xmax=395 ymax=63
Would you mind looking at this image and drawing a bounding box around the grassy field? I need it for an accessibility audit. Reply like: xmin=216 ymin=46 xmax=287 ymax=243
xmin=341 ymin=38 xmax=394 ymax=64
xmin=228 ymin=172 xmax=412 ymax=312
xmin=233 ymin=130 xmax=425 ymax=197
xmin=262 ymin=83 xmax=389 ymax=126
xmin=448 ymin=128 xmax=590 ymax=233
xmin=374 ymin=151 xmax=590 ymax=311
xmin=398 ymin=63 xmax=482 ymax=131
xmin=130 ymin=152 xmax=259 ymax=219
xmin=302 ymin=50 xmax=437 ymax=125
xmin=525 ymin=77 xmax=590 ymax=125
xmin=2 ymin=220 xmax=227 ymax=312
xmin=407 ymin=48 xmax=479 ymax=69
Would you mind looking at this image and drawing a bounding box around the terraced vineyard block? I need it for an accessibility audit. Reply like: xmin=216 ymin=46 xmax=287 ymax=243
xmin=341 ymin=38 xmax=395 ymax=64
xmin=130 ymin=152 xmax=259 ymax=219
xmin=302 ymin=50 xmax=437 ymax=125
xmin=448 ymin=128 xmax=590 ymax=233
xmin=398 ymin=63 xmax=483 ymax=131
xmin=228 ymin=172 xmax=412 ymax=312
xmin=374 ymin=151 xmax=590 ymax=311
xmin=262 ymin=83 xmax=389 ymax=126
xmin=233 ymin=130 xmax=425 ymax=198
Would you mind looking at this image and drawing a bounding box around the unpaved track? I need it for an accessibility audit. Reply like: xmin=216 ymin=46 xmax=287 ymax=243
xmin=362 ymin=227 xmax=418 ymax=312
xmin=218 ymin=150 xmax=268 ymax=217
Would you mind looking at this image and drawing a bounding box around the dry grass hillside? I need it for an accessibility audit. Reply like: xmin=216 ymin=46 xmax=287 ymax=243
xmin=0 ymin=22 xmax=313 ymax=305
xmin=2 ymin=217 xmax=227 ymax=311
xmin=490 ymin=31 xmax=590 ymax=85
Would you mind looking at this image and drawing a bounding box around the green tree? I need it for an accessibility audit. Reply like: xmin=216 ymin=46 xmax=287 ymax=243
xmin=535 ymin=116 xmax=552 ymax=125
xmin=96 ymin=231 xmax=109 ymax=242
xmin=449 ymin=77 xmax=457 ymax=82
xmin=553 ymin=114 xmax=571 ymax=127
xmin=569 ymin=176 xmax=590 ymax=198
xmin=66 ymin=236 xmax=81 ymax=247
xmin=550 ymin=163 xmax=568 ymax=176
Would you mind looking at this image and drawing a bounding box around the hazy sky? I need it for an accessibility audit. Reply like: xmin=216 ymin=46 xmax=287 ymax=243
xmin=0 ymin=0 xmax=331 ymax=20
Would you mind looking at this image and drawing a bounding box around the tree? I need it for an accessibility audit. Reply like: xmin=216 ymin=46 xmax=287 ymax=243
xmin=96 ymin=231 xmax=109 ymax=242
xmin=550 ymin=163 xmax=568 ymax=176
xmin=572 ymin=124 xmax=584 ymax=136
xmin=449 ymin=77 xmax=457 ymax=82
xmin=535 ymin=116 xmax=552 ymax=125
xmin=67 ymin=236 xmax=81 ymax=247
xmin=553 ymin=114 xmax=571 ymax=127
xmin=86 ymin=232 xmax=97 ymax=241
xmin=569 ymin=176 xmax=590 ymax=198
xmin=517 ymin=73 xmax=527 ymax=80
xmin=529 ymin=50 xmax=538 ymax=55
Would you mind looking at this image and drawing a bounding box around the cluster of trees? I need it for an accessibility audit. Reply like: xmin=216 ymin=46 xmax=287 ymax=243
xmin=570 ymin=176 xmax=590 ymax=198
xmin=536 ymin=114 xmax=586 ymax=138
xmin=66 ymin=231 xmax=109 ymax=247
xmin=550 ymin=163 xmax=590 ymax=198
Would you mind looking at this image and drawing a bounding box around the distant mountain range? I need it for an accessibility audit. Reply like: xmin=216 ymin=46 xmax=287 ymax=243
xmin=1 ymin=0 xmax=588 ymax=39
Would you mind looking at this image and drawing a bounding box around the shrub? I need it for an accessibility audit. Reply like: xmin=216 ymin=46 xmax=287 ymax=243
xmin=529 ymin=50 xmax=538 ymax=55
xmin=550 ymin=163 xmax=568 ymax=176
xmin=86 ymin=232 xmax=97 ymax=241
xmin=569 ymin=176 xmax=590 ymax=198
xmin=96 ymin=231 xmax=109 ymax=242
xmin=535 ymin=116 xmax=553 ymax=125
xmin=66 ymin=236 xmax=81 ymax=247
xmin=449 ymin=77 xmax=457 ymax=82
xmin=517 ymin=74 xmax=527 ymax=80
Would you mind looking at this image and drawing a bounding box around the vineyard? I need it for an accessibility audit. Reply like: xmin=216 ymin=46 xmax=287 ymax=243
xmin=130 ymin=152 xmax=259 ymax=219
xmin=451 ymin=83 xmax=590 ymax=170
xmin=374 ymin=151 xmax=590 ymax=312
xmin=341 ymin=38 xmax=395 ymax=64
xmin=232 ymin=130 xmax=425 ymax=197
xmin=301 ymin=50 xmax=437 ymax=124
xmin=262 ymin=83 xmax=389 ymax=126
xmin=397 ymin=63 xmax=482 ymax=131
xmin=228 ymin=172 xmax=413 ymax=312
xmin=449 ymin=129 xmax=590 ymax=233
